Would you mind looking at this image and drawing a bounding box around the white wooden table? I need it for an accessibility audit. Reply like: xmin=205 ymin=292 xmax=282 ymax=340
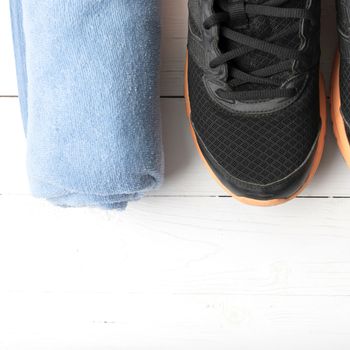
xmin=1 ymin=1 xmax=349 ymax=349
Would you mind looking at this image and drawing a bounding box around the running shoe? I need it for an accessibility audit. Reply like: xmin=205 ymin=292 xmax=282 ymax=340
xmin=332 ymin=0 xmax=350 ymax=167
xmin=185 ymin=0 xmax=326 ymax=206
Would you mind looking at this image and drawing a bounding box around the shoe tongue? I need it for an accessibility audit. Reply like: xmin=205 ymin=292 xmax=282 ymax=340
xmin=221 ymin=0 xmax=307 ymax=91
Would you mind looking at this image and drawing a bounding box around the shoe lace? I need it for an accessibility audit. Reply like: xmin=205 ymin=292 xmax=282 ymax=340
xmin=203 ymin=0 xmax=312 ymax=101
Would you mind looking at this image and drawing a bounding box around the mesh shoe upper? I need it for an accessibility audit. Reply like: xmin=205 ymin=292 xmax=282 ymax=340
xmin=340 ymin=61 xmax=350 ymax=139
xmin=189 ymin=56 xmax=320 ymax=185
xmin=187 ymin=0 xmax=321 ymax=186
xmin=337 ymin=0 xmax=350 ymax=135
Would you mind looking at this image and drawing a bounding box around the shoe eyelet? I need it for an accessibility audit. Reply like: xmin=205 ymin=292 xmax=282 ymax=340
xmin=203 ymin=23 xmax=210 ymax=30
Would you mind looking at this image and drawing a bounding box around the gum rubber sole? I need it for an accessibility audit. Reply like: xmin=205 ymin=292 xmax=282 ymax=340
xmin=184 ymin=51 xmax=327 ymax=207
xmin=331 ymin=50 xmax=350 ymax=168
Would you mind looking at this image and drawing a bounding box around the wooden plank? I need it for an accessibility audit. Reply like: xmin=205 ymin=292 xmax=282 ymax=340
xmin=0 ymin=0 xmax=338 ymax=97
xmin=1 ymin=96 xmax=350 ymax=197
xmin=0 ymin=0 xmax=18 ymax=96
xmin=0 ymin=3 xmax=349 ymax=350
xmin=1 ymin=195 xmax=350 ymax=297
xmin=0 ymin=291 xmax=349 ymax=349
xmin=0 ymin=97 xmax=28 ymax=194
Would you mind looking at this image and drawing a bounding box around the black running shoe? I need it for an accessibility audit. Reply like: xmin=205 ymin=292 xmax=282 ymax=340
xmin=185 ymin=0 xmax=326 ymax=206
xmin=332 ymin=0 xmax=350 ymax=167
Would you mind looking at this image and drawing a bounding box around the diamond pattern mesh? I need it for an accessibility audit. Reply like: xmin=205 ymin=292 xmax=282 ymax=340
xmin=340 ymin=60 xmax=350 ymax=128
xmin=188 ymin=55 xmax=320 ymax=185
xmin=189 ymin=13 xmax=201 ymax=37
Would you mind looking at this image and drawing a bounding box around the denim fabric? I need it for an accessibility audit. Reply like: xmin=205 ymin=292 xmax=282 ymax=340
xmin=10 ymin=0 xmax=163 ymax=210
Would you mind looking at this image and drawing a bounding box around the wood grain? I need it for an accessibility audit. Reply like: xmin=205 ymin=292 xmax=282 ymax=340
xmin=1 ymin=196 xmax=350 ymax=348
xmin=1 ymin=1 xmax=350 ymax=349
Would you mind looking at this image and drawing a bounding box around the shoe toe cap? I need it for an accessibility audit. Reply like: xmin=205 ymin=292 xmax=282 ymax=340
xmin=194 ymin=127 xmax=321 ymax=202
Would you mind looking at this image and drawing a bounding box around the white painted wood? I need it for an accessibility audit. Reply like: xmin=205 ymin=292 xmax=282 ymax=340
xmin=1 ymin=96 xmax=350 ymax=197
xmin=2 ymin=195 xmax=350 ymax=296
xmin=0 ymin=292 xmax=349 ymax=349
xmin=1 ymin=1 xmax=350 ymax=349
xmin=0 ymin=0 xmax=18 ymax=96
xmin=0 ymin=97 xmax=28 ymax=194
xmin=1 ymin=196 xmax=350 ymax=348
xmin=0 ymin=0 xmax=339 ymax=97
